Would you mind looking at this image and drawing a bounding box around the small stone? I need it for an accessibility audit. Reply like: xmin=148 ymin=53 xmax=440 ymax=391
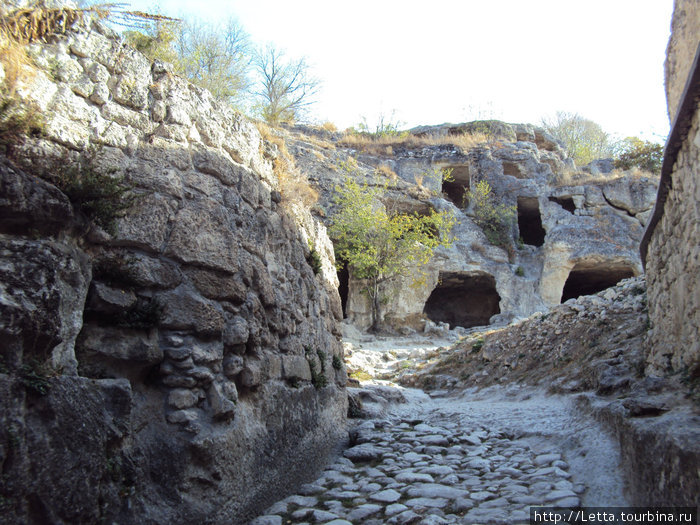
xmin=370 ymin=488 xmax=401 ymax=503
xmin=534 ymin=453 xmax=561 ymax=466
xmin=404 ymin=497 xmax=449 ymax=508
xmin=249 ymin=516 xmax=282 ymax=525
xmin=343 ymin=443 xmax=387 ymax=462
xmin=385 ymin=503 xmax=408 ymax=516
xmin=167 ymin=388 xmax=198 ymax=409
xmin=387 ymin=510 xmax=421 ymax=525
xmin=347 ymin=503 xmax=382 ymax=521
xmin=395 ymin=471 xmax=434 ymax=483
xmin=311 ymin=509 xmax=338 ymax=523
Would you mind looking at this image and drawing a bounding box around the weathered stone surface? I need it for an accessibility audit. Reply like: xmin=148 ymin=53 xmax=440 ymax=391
xmin=286 ymin=118 xmax=656 ymax=331
xmin=0 ymin=158 xmax=73 ymax=234
xmin=87 ymin=282 xmax=137 ymax=314
xmin=158 ymin=288 xmax=225 ymax=336
xmin=0 ymin=13 xmax=346 ymax=525
xmin=282 ymin=355 xmax=312 ymax=381
xmin=78 ymin=324 xmax=161 ymax=364
xmin=0 ymin=237 xmax=90 ymax=373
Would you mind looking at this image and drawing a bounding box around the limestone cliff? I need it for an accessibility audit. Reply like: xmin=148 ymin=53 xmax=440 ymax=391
xmin=0 ymin=12 xmax=346 ymax=525
xmin=281 ymin=122 xmax=658 ymax=333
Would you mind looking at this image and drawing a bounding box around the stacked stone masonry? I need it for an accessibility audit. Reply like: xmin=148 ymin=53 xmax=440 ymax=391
xmin=645 ymin=107 xmax=700 ymax=374
xmin=645 ymin=0 xmax=700 ymax=375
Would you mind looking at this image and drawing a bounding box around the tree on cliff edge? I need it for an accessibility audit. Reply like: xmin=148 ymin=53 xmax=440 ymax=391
xmin=252 ymin=44 xmax=319 ymax=125
xmin=329 ymin=170 xmax=455 ymax=332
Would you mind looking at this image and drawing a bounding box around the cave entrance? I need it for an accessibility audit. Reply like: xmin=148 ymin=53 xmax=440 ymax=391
xmin=561 ymin=263 xmax=635 ymax=302
xmin=549 ymin=196 xmax=576 ymax=214
xmin=337 ymin=263 xmax=349 ymax=318
xmin=441 ymin=165 xmax=470 ymax=207
xmin=423 ymin=271 xmax=501 ymax=329
xmin=517 ymin=197 xmax=546 ymax=247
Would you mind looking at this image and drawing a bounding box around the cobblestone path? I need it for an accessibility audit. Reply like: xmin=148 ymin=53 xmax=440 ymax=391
xmin=250 ymin=385 xmax=627 ymax=525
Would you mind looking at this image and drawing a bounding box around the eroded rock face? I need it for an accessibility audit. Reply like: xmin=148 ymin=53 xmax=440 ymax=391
xmin=0 ymin=15 xmax=346 ymax=525
xmin=285 ymin=121 xmax=658 ymax=331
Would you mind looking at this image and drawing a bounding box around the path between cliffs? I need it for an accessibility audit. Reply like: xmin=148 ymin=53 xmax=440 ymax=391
xmin=251 ymin=335 xmax=629 ymax=525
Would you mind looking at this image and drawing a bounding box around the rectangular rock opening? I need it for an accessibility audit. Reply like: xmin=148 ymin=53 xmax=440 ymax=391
xmin=441 ymin=165 xmax=470 ymax=207
xmin=549 ymin=196 xmax=576 ymax=214
xmin=561 ymin=262 xmax=636 ymax=302
xmin=517 ymin=197 xmax=546 ymax=247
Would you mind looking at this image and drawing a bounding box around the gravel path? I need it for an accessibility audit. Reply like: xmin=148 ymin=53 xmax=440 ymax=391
xmin=250 ymin=338 xmax=629 ymax=525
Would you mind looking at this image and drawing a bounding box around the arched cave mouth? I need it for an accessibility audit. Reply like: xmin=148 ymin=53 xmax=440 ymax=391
xmin=517 ymin=197 xmax=545 ymax=247
xmin=561 ymin=263 xmax=635 ymax=303
xmin=337 ymin=263 xmax=349 ymax=318
xmin=441 ymin=165 xmax=470 ymax=207
xmin=423 ymin=272 xmax=501 ymax=329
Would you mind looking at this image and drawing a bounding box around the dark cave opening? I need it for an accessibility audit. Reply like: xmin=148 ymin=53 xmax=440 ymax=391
xmin=441 ymin=165 xmax=470 ymax=207
xmin=337 ymin=263 xmax=349 ymax=318
xmin=561 ymin=264 xmax=635 ymax=303
xmin=423 ymin=272 xmax=501 ymax=329
xmin=549 ymin=196 xmax=576 ymax=214
xmin=517 ymin=197 xmax=546 ymax=247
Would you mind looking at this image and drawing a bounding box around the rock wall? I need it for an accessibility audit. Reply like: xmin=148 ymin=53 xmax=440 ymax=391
xmin=645 ymin=0 xmax=700 ymax=376
xmin=286 ymin=123 xmax=657 ymax=333
xmin=664 ymin=0 xmax=700 ymax=121
xmin=0 ymin=14 xmax=346 ymax=525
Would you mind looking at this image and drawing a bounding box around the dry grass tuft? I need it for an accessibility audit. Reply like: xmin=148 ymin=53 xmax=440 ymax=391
xmin=321 ymin=121 xmax=337 ymax=133
xmin=553 ymin=166 xmax=658 ymax=188
xmin=376 ymin=163 xmax=398 ymax=181
xmin=0 ymin=4 xmax=178 ymax=45
xmin=338 ymin=131 xmax=489 ymax=156
xmin=256 ymin=122 xmax=318 ymax=207
xmin=298 ymin=133 xmax=335 ymax=151
xmin=0 ymin=5 xmax=86 ymax=44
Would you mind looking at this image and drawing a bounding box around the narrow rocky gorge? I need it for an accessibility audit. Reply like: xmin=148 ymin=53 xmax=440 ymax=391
xmin=0 ymin=1 xmax=698 ymax=524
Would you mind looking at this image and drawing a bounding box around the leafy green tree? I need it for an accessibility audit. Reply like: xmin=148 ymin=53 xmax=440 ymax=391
xmin=465 ymin=180 xmax=516 ymax=251
xmin=541 ymin=111 xmax=612 ymax=166
xmin=252 ymin=44 xmax=319 ymax=125
xmin=613 ymin=137 xmax=663 ymax=175
xmin=329 ymin=175 xmax=455 ymax=332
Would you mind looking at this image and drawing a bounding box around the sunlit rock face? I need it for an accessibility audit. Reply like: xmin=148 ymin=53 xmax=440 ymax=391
xmin=287 ymin=121 xmax=657 ymax=332
xmin=0 ymin=13 xmax=346 ymax=525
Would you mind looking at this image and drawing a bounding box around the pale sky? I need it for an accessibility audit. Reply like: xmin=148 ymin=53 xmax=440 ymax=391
xmin=125 ymin=0 xmax=674 ymax=141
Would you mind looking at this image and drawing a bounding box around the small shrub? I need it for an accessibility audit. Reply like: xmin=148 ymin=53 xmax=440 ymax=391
xmin=321 ymin=121 xmax=337 ymax=133
xmin=471 ymin=338 xmax=484 ymax=353
xmin=306 ymin=246 xmax=322 ymax=275
xmin=332 ymin=355 xmax=342 ymax=370
xmin=316 ymin=349 xmax=327 ymax=372
xmin=465 ymin=180 xmax=516 ymax=251
xmin=515 ymin=266 xmax=525 ymax=277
